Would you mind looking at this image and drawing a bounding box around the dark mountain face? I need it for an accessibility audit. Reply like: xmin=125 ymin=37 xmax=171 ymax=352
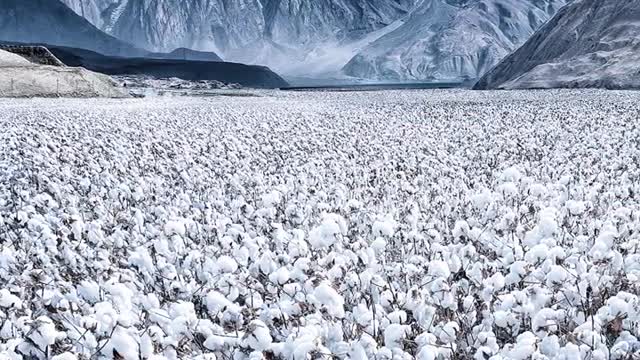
xmin=0 ymin=0 xmax=145 ymax=57
xmin=45 ymin=44 xmax=289 ymax=89
xmin=475 ymin=0 xmax=640 ymax=89
xmin=148 ymin=48 xmax=223 ymax=62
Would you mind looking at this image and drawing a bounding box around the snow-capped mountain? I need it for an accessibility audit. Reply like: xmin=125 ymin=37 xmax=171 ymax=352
xmin=475 ymin=0 xmax=640 ymax=89
xmin=344 ymin=0 xmax=567 ymax=82
xmin=0 ymin=0 xmax=144 ymax=57
xmin=60 ymin=0 xmax=566 ymax=81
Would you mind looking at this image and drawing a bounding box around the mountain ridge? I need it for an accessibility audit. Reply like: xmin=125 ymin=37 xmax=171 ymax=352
xmin=474 ymin=0 xmax=640 ymax=89
xmin=0 ymin=0 xmax=145 ymax=57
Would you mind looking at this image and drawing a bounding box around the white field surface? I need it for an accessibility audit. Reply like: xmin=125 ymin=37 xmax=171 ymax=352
xmin=1 ymin=90 xmax=640 ymax=359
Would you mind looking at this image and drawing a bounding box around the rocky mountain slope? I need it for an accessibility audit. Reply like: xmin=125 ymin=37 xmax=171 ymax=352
xmin=343 ymin=0 xmax=567 ymax=81
xmin=475 ymin=0 xmax=640 ymax=89
xmin=149 ymin=48 xmax=223 ymax=62
xmin=0 ymin=0 xmax=145 ymax=57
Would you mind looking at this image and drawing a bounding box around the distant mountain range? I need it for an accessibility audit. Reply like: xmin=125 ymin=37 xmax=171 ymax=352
xmin=57 ymin=0 xmax=566 ymax=82
xmin=4 ymin=0 xmax=639 ymax=88
xmin=475 ymin=0 xmax=640 ymax=89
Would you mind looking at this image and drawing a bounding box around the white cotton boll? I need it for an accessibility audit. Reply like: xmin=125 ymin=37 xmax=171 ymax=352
xmin=371 ymin=237 xmax=387 ymax=253
xmin=376 ymin=347 xmax=393 ymax=359
xmin=349 ymin=343 xmax=369 ymax=360
xmin=245 ymin=320 xmax=272 ymax=351
xmin=164 ymin=220 xmax=186 ymax=237
xmin=532 ymin=308 xmax=564 ymax=336
xmin=426 ymin=228 xmax=442 ymax=244
xmin=94 ymin=302 xmax=118 ymax=335
xmin=293 ymin=341 xmax=317 ymax=360
xmin=216 ymin=255 xmax=238 ymax=273
xmin=416 ymin=346 xmax=437 ymax=360
xmin=77 ymin=280 xmax=101 ymax=304
xmin=508 ymin=332 xmax=537 ymax=359
xmin=590 ymin=224 xmax=617 ymax=259
xmin=353 ymin=303 xmax=374 ymax=326
xmin=134 ymin=209 xmax=144 ymax=232
xmin=539 ymin=335 xmax=560 ymax=356
xmin=506 ymin=261 xmax=529 ymax=285
xmin=565 ymin=200 xmax=586 ymax=215
xmin=546 ymin=265 xmax=569 ymax=286
xmin=428 ymin=260 xmax=450 ymax=278
xmin=140 ymin=333 xmax=154 ymax=359
xmin=327 ymin=264 xmax=343 ymax=282
xmin=269 ymin=267 xmax=291 ymax=285
xmin=493 ymin=311 xmax=511 ymax=328
xmin=1 ymin=319 xmax=16 ymax=339
xmin=204 ymin=335 xmax=226 ymax=351
xmin=501 ymin=167 xmax=522 ymax=183
xmin=261 ymin=190 xmax=281 ymax=208
xmin=309 ymin=216 xmax=345 ymax=249
xmin=525 ymin=244 xmax=549 ymax=264
xmin=388 ymin=310 xmax=408 ymax=325
xmin=287 ymin=229 xmax=309 ymax=257
xmin=528 ymin=183 xmax=547 ymax=197
xmin=205 ymin=291 xmax=234 ymax=314
xmin=384 ymin=324 xmax=408 ymax=349
xmin=128 ymin=246 xmax=155 ymax=275
xmin=486 ymin=273 xmax=505 ymax=291
xmin=194 ymin=354 xmax=217 ymax=360
xmin=0 ymin=289 xmax=22 ymax=309
xmin=373 ymin=217 xmax=396 ymax=237
xmin=524 ymin=208 xmax=558 ymax=247
xmin=471 ymin=189 xmax=494 ymax=210
xmin=233 ymin=246 xmax=250 ymax=267
xmin=313 ymin=282 xmax=345 ymax=318
xmin=611 ymin=338 xmax=633 ymax=358
xmin=559 ymin=174 xmax=573 ymax=186
xmin=258 ymin=253 xmax=277 ymax=274
xmin=28 ymin=317 xmax=63 ymax=352
xmin=51 ymin=353 xmax=77 ymax=360
xmin=604 ymin=295 xmax=631 ymax=320
xmin=558 ymin=343 xmax=581 ymax=360
xmin=499 ymin=182 xmax=519 ymax=197
xmin=70 ymin=216 xmax=84 ymax=241
xmin=452 ymin=220 xmax=469 ymax=239
xmin=168 ymin=301 xmax=198 ymax=336
xmin=437 ymin=322 xmax=459 ymax=344
xmin=109 ymin=328 xmax=139 ymax=360
xmin=291 ymin=257 xmax=310 ymax=280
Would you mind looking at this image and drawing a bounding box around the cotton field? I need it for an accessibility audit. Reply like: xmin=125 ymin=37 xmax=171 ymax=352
xmin=1 ymin=90 xmax=640 ymax=360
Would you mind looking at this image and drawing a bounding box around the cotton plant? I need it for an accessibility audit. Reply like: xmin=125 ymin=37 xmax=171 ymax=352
xmin=1 ymin=90 xmax=640 ymax=359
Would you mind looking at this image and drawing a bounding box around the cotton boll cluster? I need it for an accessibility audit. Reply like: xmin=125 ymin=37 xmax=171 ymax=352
xmin=1 ymin=89 xmax=640 ymax=359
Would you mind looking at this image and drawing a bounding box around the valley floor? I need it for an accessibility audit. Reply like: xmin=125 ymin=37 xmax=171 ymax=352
xmin=1 ymin=90 xmax=639 ymax=359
